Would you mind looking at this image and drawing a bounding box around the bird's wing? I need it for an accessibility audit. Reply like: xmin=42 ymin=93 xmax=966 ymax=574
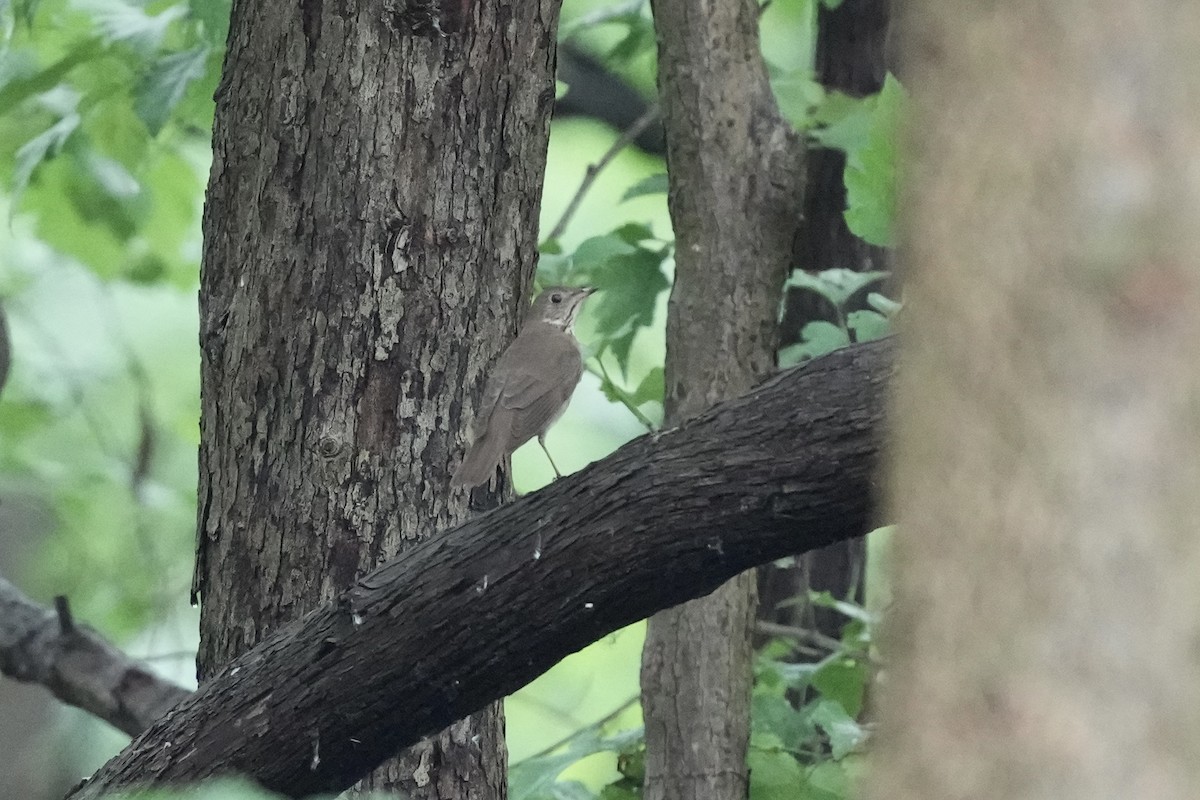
xmin=492 ymin=331 xmax=583 ymax=446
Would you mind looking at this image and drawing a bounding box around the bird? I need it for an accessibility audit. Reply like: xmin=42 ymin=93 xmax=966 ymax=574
xmin=452 ymin=285 xmax=596 ymax=488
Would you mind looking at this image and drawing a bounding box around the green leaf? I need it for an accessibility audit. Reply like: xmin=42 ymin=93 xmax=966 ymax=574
xmin=610 ymin=221 xmax=654 ymax=246
xmin=72 ymin=0 xmax=187 ymax=53
xmin=136 ymin=44 xmax=209 ymax=134
xmin=808 ymin=90 xmax=874 ymax=153
xmin=629 ymin=365 xmax=662 ymax=405
xmin=784 ymin=268 xmax=889 ymax=309
xmin=560 ymin=0 xmax=646 ymax=38
xmin=808 ymin=699 xmax=865 ymax=759
xmin=866 ymin=291 xmax=902 ymax=317
xmin=606 ymin=14 xmax=655 ymax=63
xmin=537 ymin=250 xmax=572 ymax=287
xmin=572 ymin=233 xmax=637 ymax=269
xmin=598 ymin=785 xmax=640 ymax=800
xmin=620 ymin=172 xmax=667 ymax=202
xmin=615 ymin=743 xmax=644 ymax=783
xmin=12 ymin=108 xmax=80 ymax=200
xmin=842 ymin=74 xmax=906 ymax=247
xmin=772 ymin=68 xmax=826 ymax=132
xmin=811 ymin=658 xmax=867 ymax=718
xmin=779 ymin=321 xmax=848 ymax=366
xmin=748 ymin=734 xmax=807 ymax=800
xmin=846 ymin=309 xmax=889 ymax=342
xmin=803 ymin=760 xmax=855 ymax=800
xmin=752 ymin=687 xmax=812 ymax=751
xmin=189 ymin=0 xmax=231 ymax=44
xmin=0 ymin=39 xmax=105 ymax=113
xmin=568 ymin=232 xmax=669 ymax=376
xmin=510 ymin=726 xmax=643 ymax=800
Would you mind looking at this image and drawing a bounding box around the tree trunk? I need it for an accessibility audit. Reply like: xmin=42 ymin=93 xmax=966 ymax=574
xmin=767 ymin=0 xmax=892 ymax=645
xmin=641 ymin=0 xmax=805 ymax=798
xmin=193 ymin=3 xmax=560 ymax=797
xmin=875 ymin=4 xmax=1200 ymax=800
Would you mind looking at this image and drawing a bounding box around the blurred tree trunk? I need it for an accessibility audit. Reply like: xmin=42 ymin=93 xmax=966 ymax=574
xmin=766 ymin=0 xmax=891 ymax=644
xmin=641 ymin=0 xmax=805 ymax=799
xmin=876 ymin=3 xmax=1200 ymax=800
xmin=192 ymin=3 xmax=560 ymax=798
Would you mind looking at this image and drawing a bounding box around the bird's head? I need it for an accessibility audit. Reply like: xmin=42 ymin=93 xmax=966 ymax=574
xmin=528 ymin=285 xmax=596 ymax=332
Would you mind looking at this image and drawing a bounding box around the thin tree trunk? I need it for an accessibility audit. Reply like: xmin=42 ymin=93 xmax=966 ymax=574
xmin=641 ymin=0 xmax=805 ymax=798
xmin=193 ymin=3 xmax=560 ymax=798
xmin=876 ymin=3 xmax=1200 ymax=800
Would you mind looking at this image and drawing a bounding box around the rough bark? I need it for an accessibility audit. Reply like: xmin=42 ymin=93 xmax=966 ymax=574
xmin=193 ymin=2 xmax=559 ymax=797
xmin=642 ymin=0 xmax=806 ymax=798
xmin=873 ymin=4 xmax=1200 ymax=800
xmin=770 ymin=0 xmax=892 ymax=648
xmin=68 ymin=339 xmax=888 ymax=800
xmin=0 ymin=578 xmax=190 ymax=737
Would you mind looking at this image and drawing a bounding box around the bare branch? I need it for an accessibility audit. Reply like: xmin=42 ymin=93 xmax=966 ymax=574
xmin=545 ymin=104 xmax=660 ymax=243
xmin=0 ymin=578 xmax=191 ymax=738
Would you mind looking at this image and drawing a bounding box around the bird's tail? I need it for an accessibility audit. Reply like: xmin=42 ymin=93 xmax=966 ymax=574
xmin=451 ymin=424 xmax=508 ymax=488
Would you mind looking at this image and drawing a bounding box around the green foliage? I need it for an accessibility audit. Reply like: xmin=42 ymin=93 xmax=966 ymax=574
xmin=516 ymin=593 xmax=878 ymax=800
xmin=0 ymin=0 xmax=211 ymax=646
xmin=559 ymin=0 xmax=657 ymax=98
xmin=782 ymin=73 xmax=907 ymax=248
xmin=749 ymin=595 xmax=876 ymax=800
xmin=620 ymin=172 xmax=667 ymax=202
xmin=0 ymin=0 xmax=217 ymax=284
xmin=511 ymin=724 xmax=644 ymax=800
xmin=541 ymin=224 xmax=671 ymax=379
xmin=779 ymin=268 xmax=897 ymax=366
xmin=842 ymin=75 xmax=905 ymax=247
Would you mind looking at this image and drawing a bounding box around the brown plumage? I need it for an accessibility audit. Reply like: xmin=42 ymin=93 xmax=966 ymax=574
xmin=452 ymin=286 xmax=596 ymax=488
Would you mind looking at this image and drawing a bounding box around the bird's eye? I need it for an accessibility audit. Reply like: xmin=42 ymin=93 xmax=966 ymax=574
xmin=551 ymin=293 xmax=563 ymax=303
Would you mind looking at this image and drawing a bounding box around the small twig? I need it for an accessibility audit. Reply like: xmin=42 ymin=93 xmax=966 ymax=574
xmin=546 ymin=104 xmax=661 ymax=242
xmin=754 ymin=620 xmax=844 ymax=652
xmin=516 ymin=694 xmax=641 ymax=763
xmin=588 ymin=357 xmax=656 ymax=431
xmin=54 ymin=595 xmax=75 ymax=635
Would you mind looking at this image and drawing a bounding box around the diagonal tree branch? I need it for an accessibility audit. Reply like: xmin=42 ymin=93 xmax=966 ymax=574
xmin=0 ymin=579 xmax=191 ymax=737
xmin=68 ymin=338 xmax=892 ymax=799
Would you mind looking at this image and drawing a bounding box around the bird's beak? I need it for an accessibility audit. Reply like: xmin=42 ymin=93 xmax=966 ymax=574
xmin=582 ymin=286 xmax=598 ymax=296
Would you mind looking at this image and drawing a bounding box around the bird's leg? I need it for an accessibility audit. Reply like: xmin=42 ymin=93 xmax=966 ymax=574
xmin=537 ymin=433 xmax=563 ymax=479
